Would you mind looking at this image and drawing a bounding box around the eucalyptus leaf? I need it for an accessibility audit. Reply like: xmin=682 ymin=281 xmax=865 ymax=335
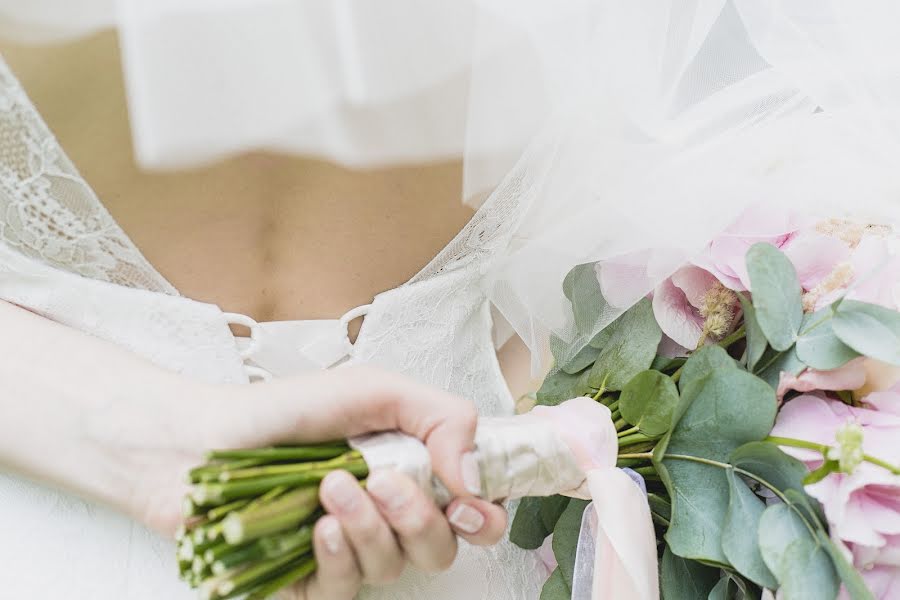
xmin=652 ymin=355 xmax=687 ymax=373
xmin=553 ymin=499 xmax=589 ymax=590
xmin=660 ymin=546 xmax=720 ymax=600
xmin=746 ymin=243 xmax=804 ymax=351
xmin=756 ymin=346 xmax=805 ymax=390
xmin=678 ymin=345 xmax=738 ymax=392
xmin=722 ymin=470 xmax=777 ymax=589
xmin=540 ymin=568 xmax=570 ymax=600
xmin=648 ymin=493 xmax=672 ymax=521
xmin=563 ymin=263 xmax=607 ymax=336
xmin=619 ymin=370 xmax=680 ymax=436
xmin=560 ymin=342 xmax=602 ymax=374
xmin=509 ymin=497 xmax=551 ymax=549
xmin=656 ymin=370 xmax=777 ymax=564
xmin=833 ymin=300 xmax=900 ymax=365
xmin=739 ymin=294 xmax=767 ymax=372
xmin=796 ymin=308 xmax=860 ymax=370
xmin=588 ymin=298 xmax=662 ymax=390
xmin=540 ymin=495 xmax=571 ymax=532
xmin=707 ymin=577 xmax=732 ymax=600
xmin=537 ymin=368 xmax=591 ymax=407
xmin=758 ymin=504 xmax=839 ymax=600
xmin=730 ymin=442 xmax=809 ymax=498
xmin=818 ymin=530 xmax=876 ymax=600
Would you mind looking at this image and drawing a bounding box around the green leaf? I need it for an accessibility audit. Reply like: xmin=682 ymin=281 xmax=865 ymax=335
xmin=563 ymin=263 xmax=606 ymax=336
xmin=648 ymin=493 xmax=672 ymax=521
xmin=553 ymin=499 xmax=589 ymax=590
xmin=756 ymin=346 xmax=805 ymax=390
xmin=730 ymin=442 xmax=809 ymax=498
xmin=758 ymin=504 xmax=839 ymax=600
xmin=746 ymin=243 xmax=804 ymax=351
xmin=739 ymin=294 xmax=768 ymax=372
xmin=619 ymin=370 xmax=680 ymax=436
xmin=833 ymin=300 xmax=900 ymax=366
xmin=540 ymin=568 xmax=570 ymax=600
xmin=817 ymin=530 xmax=876 ymax=600
xmin=509 ymin=497 xmax=551 ymax=549
xmin=722 ymin=470 xmax=777 ymax=589
xmin=796 ymin=308 xmax=860 ymax=370
xmin=588 ymin=298 xmax=662 ymax=390
xmin=656 ymin=370 xmax=777 ymax=564
xmin=540 ymin=495 xmax=571 ymax=532
xmin=560 ymin=343 xmax=601 ymax=374
xmin=660 ymin=546 xmax=720 ymax=600
xmin=537 ymin=368 xmax=591 ymax=407
xmin=678 ymin=345 xmax=738 ymax=393
xmin=707 ymin=577 xmax=731 ymax=600
xmin=651 ymin=355 xmax=687 ymax=373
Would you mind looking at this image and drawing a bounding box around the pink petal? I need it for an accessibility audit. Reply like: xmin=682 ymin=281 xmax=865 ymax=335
xmin=782 ymin=232 xmax=852 ymax=290
xmin=537 ymin=534 xmax=557 ymax=572
xmin=670 ymin=266 xmax=720 ymax=309
xmin=846 ymin=236 xmax=900 ymax=310
xmin=778 ymin=358 xmax=868 ymax=400
xmin=651 ymin=278 xmax=705 ymax=349
xmin=771 ymin=395 xmax=842 ymax=464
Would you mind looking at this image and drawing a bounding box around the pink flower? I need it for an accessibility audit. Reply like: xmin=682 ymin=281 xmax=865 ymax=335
xmin=650 ymin=266 xmax=727 ymax=349
xmin=777 ymin=358 xmax=868 ymax=401
xmin=818 ymin=234 xmax=900 ymax=311
xmin=772 ymin=394 xmax=900 ymax=554
xmin=840 ymin=535 xmax=900 ymax=599
xmin=537 ymin=534 xmax=557 ymax=573
xmin=690 ymin=209 xmax=807 ymax=291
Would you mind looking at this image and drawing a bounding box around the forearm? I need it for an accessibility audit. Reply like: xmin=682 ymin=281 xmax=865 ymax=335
xmin=0 ymin=300 xmax=204 ymax=517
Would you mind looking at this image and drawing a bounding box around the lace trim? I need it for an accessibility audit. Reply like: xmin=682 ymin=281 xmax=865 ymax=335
xmin=0 ymin=57 xmax=176 ymax=294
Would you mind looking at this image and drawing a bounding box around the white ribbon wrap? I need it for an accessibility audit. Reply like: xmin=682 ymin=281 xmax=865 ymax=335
xmin=352 ymin=397 xmax=660 ymax=600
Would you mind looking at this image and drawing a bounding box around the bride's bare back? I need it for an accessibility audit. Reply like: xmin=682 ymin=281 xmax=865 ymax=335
xmin=0 ymin=31 xmax=475 ymax=325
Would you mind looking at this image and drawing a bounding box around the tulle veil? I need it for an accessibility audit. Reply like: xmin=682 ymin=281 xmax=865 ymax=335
xmin=469 ymin=0 xmax=900 ymax=371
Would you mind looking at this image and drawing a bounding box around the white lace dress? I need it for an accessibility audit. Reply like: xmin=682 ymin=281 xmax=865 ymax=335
xmin=0 ymin=58 xmax=547 ymax=599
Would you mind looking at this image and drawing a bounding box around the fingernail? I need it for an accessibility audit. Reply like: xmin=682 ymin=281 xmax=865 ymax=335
xmin=448 ymin=503 xmax=485 ymax=534
xmin=322 ymin=473 xmax=360 ymax=512
xmin=461 ymin=452 xmax=482 ymax=495
xmin=320 ymin=519 xmax=343 ymax=554
xmin=366 ymin=471 xmax=411 ymax=511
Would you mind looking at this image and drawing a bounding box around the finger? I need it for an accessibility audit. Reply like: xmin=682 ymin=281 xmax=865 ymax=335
xmin=250 ymin=367 xmax=480 ymax=497
xmin=319 ymin=470 xmax=406 ymax=584
xmin=291 ymin=516 xmax=360 ymax=600
xmin=366 ymin=470 xmax=457 ymax=572
xmin=445 ymin=498 xmax=508 ymax=546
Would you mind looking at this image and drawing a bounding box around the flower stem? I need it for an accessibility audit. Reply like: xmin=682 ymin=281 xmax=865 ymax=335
xmin=219 ymin=451 xmax=363 ymax=482
xmin=718 ymin=324 xmax=747 ymax=349
xmin=207 ymin=445 xmax=350 ymax=462
xmin=616 ymin=452 xmax=653 ymax=461
xmin=222 ymin=486 xmax=320 ymax=544
xmin=617 ymin=426 xmax=640 ymax=438
xmin=244 ymin=557 xmax=317 ymax=600
xmin=767 ymin=435 xmax=900 ymax=475
xmin=617 ymin=431 xmax=657 ymax=447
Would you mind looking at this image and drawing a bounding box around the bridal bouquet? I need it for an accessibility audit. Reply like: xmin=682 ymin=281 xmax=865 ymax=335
xmin=510 ymin=216 xmax=900 ymax=600
xmin=176 ymin=214 xmax=898 ymax=600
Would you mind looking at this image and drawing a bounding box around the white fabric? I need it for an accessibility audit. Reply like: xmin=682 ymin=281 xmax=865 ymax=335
xmin=0 ymin=58 xmax=546 ymax=599
xmin=0 ymin=0 xmax=548 ymax=204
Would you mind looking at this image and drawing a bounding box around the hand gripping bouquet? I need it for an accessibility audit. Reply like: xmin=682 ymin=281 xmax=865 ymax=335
xmin=177 ymin=2 xmax=900 ymax=599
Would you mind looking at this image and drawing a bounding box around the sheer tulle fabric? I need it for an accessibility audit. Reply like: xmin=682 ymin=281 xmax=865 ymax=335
xmin=468 ymin=0 xmax=900 ymax=371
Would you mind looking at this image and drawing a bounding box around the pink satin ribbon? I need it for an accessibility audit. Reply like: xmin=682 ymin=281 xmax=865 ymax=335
xmin=535 ymin=398 xmax=660 ymax=600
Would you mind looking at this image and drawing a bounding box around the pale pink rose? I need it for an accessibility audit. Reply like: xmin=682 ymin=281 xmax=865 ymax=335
xmin=777 ymin=358 xmax=868 ymax=401
xmin=782 ymin=232 xmax=852 ymax=290
xmin=650 ymin=266 xmax=723 ymax=349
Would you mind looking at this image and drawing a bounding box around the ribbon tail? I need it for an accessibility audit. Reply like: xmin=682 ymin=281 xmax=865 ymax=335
xmin=570 ymin=468 xmax=659 ymax=600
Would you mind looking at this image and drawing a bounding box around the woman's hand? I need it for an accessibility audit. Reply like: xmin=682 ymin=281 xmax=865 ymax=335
xmin=134 ymin=367 xmax=509 ymax=598
xmin=0 ymin=301 xmax=504 ymax=596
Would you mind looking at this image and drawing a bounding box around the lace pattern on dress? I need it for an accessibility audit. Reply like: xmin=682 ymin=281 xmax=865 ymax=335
xmin=0 ymin=58 xmax=176 ymax=294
